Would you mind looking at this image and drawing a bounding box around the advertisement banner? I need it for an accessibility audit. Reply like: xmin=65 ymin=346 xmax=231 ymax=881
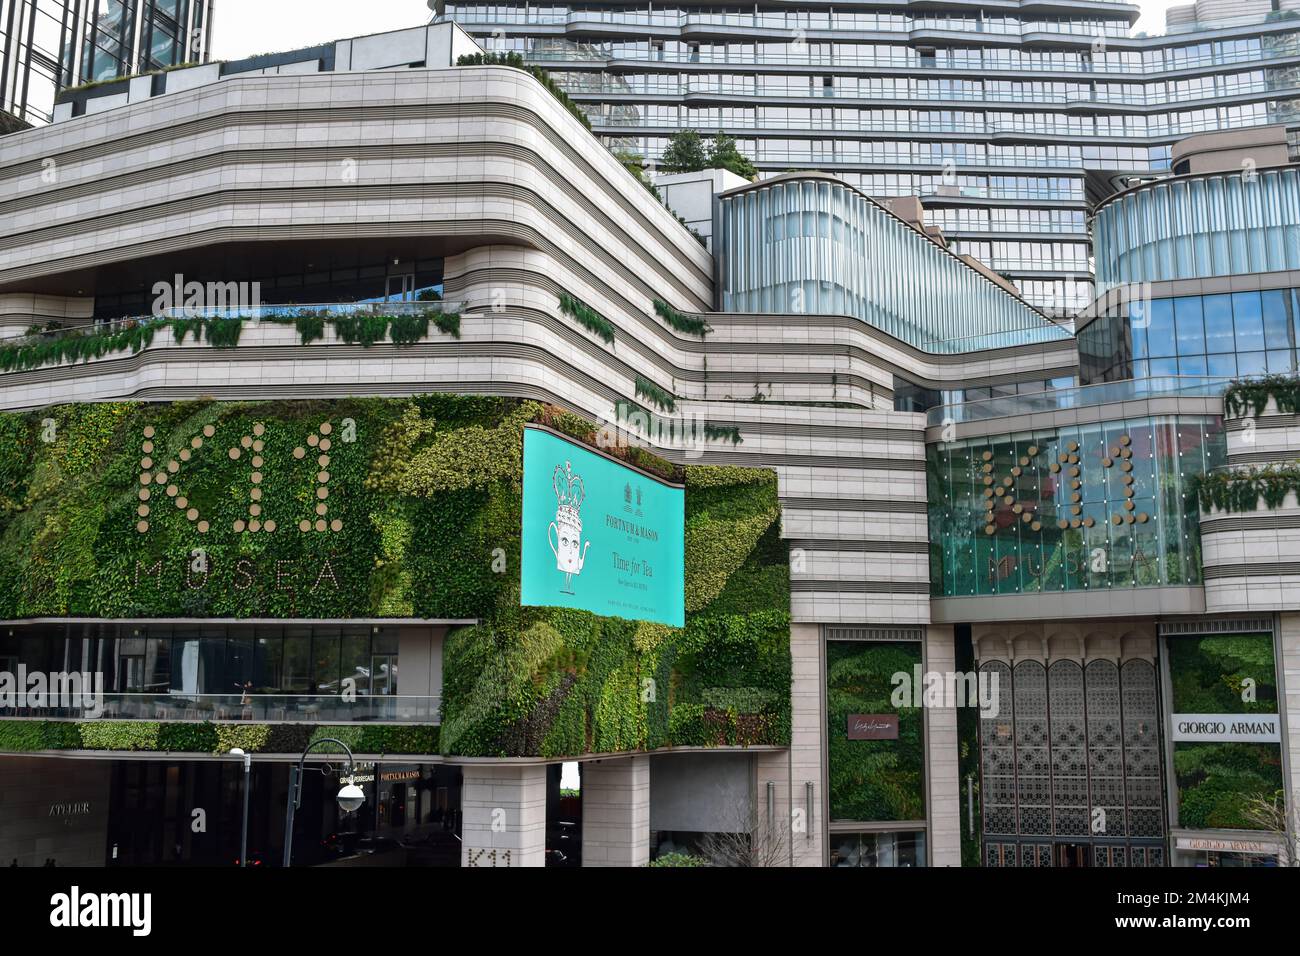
xmin=520 ymin=426 xmax=685 ymax=627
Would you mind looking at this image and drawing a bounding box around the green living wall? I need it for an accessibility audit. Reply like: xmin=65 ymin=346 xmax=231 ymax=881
xmin=826 ymin=641 xmax=925 ymax=822
xmin=1168 ymin=634 xmax=1283 ymax=830
xmin=0 ymin=397 xmax=790 ymax=758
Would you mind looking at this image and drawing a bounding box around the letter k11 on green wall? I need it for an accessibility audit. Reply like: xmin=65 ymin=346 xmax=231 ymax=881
xmin=520 ymin=425 xmax=685 ymax=626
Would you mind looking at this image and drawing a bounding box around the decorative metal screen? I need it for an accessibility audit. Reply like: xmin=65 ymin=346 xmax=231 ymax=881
xmin=980 ymin=661 xmax=1016 ymax=836
xmin=1121 ymin=660 xmax=1164 ymax=841
xmin=1086 ymin=660 xmax=1126 ymax=839
xmin=1013 ymin=662 xmax=1051 ymax=836
xmin=1049 ymin=660 xmax=1088 ymax=836
xmin=978 ymin=656 xmax=1168 ymax=866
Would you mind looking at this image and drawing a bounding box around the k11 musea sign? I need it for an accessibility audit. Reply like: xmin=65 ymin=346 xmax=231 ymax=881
xmin=520 ymin=426 xmax=685 ymax=626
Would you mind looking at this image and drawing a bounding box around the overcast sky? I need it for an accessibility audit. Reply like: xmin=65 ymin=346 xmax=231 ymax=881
xmin=209 ymin=0 xmax=1189 ymax=60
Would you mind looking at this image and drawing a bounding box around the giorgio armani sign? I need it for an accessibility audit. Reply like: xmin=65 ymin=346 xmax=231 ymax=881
xmin=1171 ymin=713 xmax=1281 ymax=744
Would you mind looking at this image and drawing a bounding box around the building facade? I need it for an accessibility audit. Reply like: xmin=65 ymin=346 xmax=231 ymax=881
xmin=1 ymin=0 xmax=213 ymax=125
xmin=434 ymin=0 xmax=1300 ymax=318
xmin=0 ymin=22 xmax=1295 ymax=868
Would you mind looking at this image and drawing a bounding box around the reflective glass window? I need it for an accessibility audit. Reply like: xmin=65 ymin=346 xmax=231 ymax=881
xmin=1173 ymin=296 xmax=1205 ymax=354
xmin=1146 ymin=300 xmax=1175 ymax=357
xmin=1232 ymin=292 xmax=1265 ymax=352
xmin=1203 ymin=295 xmax=1234 ymax=353
xmin=1262 ymin=290 xmax=1293 ymax=350
xmin=1237 ymin=351 xmax=1268 ymax=376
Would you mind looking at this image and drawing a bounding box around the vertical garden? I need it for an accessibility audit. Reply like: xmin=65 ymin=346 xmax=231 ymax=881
xmin=1168 ymin=633 xmax=1284 ymax=830
xmin=0 ymin=397 xmax=791 ymax=758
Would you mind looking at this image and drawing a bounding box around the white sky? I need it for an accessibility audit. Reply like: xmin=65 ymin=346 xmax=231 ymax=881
xmin=209 ymin=0 xmax=1192 ymax=61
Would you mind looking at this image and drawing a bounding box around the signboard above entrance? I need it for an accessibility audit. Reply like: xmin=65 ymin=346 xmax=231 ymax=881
xmin=1171 ymin=713 xmax=1281 ymax=744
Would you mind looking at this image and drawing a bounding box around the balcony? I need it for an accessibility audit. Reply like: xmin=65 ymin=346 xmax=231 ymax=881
xmin=0 ymin=301 xmax=465 ymax=378
xmin=0 ymin=693 xmax=441 ymax=723
xmin=927 ymin=374 xmax=1230 ymax=426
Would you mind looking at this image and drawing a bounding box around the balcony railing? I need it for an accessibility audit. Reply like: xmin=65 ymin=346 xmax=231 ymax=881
xmin=15 ymin=300 xmax=463 ymax=347
xmin=0 ymin=301 xmax=466 ymax=375
xmin=926 ymin=375 xmax=1230 ymax=426
xmin=0 ymin=693 xmax=442 ymax=723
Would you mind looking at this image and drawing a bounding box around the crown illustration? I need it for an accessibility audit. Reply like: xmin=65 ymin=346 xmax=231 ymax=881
xmin=553 ymin=461 xmax=586 ymax=519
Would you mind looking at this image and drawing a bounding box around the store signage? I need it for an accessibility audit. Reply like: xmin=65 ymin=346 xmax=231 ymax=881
xmin=1171 ymin=713 xmax=1281 ymax=743
xmin=847 ymin=714 xmax=899 ymax=740
xmin=48 ymin=802 xmax=92 ymax=817
xmin=521 ymin=426 xmax=685 ymax=627
xmin=380 ymin=769 xmax=421 ymax=782
xmin=1175 ymin=836 xmax=1278 ymax=855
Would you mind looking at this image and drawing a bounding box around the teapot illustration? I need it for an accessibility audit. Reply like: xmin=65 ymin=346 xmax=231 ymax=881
xmin=549 ymin=460 xmax=591 ymax=594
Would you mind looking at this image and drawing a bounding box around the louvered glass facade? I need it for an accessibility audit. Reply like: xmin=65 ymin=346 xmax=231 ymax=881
xmin=1095 ymin=165 xmax=1300 ymax=290
xmin=717 ymin=176 xmax=1070 ymax=352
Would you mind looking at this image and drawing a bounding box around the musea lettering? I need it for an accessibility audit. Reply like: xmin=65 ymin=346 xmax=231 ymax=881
xmin=134 ymin=555 xmax=341 ymax=594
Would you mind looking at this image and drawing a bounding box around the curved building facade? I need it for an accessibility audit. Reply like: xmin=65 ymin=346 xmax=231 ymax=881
xmin=1094 ymin=164 xmax=1300 ymax=290
xmin=0 ymin=23 xmax=1296 ymax=871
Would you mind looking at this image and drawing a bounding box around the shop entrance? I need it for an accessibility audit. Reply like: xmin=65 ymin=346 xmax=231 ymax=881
xmin=1054 ymin=842 xmax=1092 ymax=867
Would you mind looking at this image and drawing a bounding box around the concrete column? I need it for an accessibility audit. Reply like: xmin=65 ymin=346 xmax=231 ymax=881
xmin=1279 ymin=614 xmax=1300 ymax=805
xmin=925 ymin=624 xmax=963 ymax=866
xmin=581 ymin=755 xmax=649 ymax=867
xmin=459 ymin=764 xmax=548 ymax=867
xmin=755 ymin=622 xmax=825 ymax=866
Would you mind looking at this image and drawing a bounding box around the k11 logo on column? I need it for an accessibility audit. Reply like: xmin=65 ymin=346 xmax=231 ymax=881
xmin=520 ymin=426 xmax=685 ymax=627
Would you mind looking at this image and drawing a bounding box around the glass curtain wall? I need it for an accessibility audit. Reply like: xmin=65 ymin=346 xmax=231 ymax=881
xmin=928 ymin=416 xmax=1226 ymax=597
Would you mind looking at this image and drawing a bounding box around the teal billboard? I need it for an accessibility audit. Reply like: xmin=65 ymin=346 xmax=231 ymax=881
xmin=520 ymin=426 xmax=685 ymax=626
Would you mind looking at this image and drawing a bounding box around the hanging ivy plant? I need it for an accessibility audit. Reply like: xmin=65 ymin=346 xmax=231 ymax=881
xmin=0 ymin=308 xmax=462 ymax=374
xmin=293 ymin=312 xmax=325 ymax=345
xmin=558 ymin=292 xmax=616 ymax=344
xmin=653 ymin=299 xmax=711 ymax=337
xmin=635 ymin=374 xmax=676 ymax=411
xmin=1190 ymin=464 xmax=1300 ymax=512
xmin=1222 ymin=374 xmax=1300 ymax=418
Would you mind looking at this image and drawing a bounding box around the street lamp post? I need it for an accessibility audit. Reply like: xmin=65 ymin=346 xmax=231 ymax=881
xmin=281 ymin=737 xmax=366 ymax=868
xmin=230 ymin=747 xmax=252 ymax=868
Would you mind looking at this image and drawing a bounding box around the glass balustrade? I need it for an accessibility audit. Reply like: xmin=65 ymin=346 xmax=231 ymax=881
xmin=0 ymin=693 xmax=442 ymax=722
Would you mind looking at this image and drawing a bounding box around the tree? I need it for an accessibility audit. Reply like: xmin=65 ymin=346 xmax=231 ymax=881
xmin=1242 ymin=788 xmax=1299 ymax=866
xmin=708 ymin=132 xmax=756 ymax=180
xmin=659 ymin=129 xmax=708 ymax=173
xmin=696 ymin=793 xmax=808 ymax=867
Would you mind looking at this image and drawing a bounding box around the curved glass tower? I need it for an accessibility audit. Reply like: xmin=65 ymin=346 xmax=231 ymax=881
xmin=717 ymin=173 xmax=1070 ymax=351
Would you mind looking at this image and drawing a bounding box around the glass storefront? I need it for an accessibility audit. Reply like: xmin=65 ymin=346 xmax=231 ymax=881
xmin=0 ymin=622 xmax=432 ymax=721
xmin=927 ymin=416 xmax=1225 ymax=597
xmin=1079 ymin=289 xmax=1300 ymax=384
xmin=830 ymin=829 xmax=927 ymax=867
xmin=91 ymin=252 xmax=445 ymax=321
xmin=106 ymin=759 xmax=462 ymax=867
